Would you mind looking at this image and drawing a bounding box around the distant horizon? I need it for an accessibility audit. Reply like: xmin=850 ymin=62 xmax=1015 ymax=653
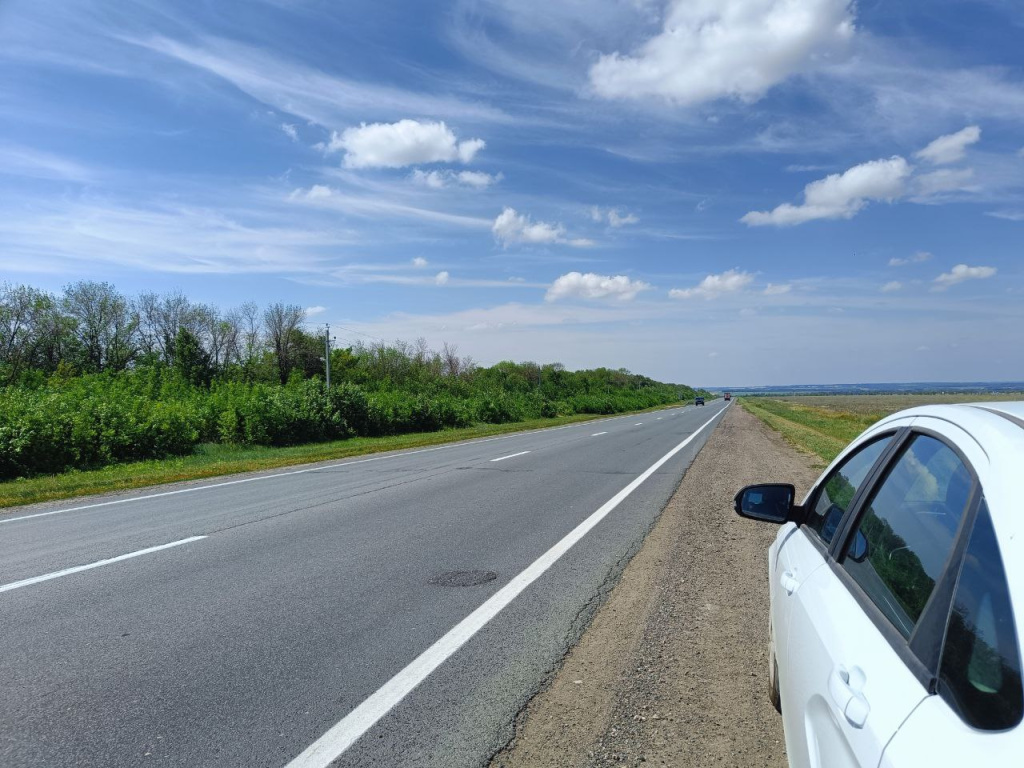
xmin=702 ymin=380 xmax=1024 ymax=393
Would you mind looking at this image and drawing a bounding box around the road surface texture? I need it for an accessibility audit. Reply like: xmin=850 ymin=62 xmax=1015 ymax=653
xmin=491 ymin=404 xmax=822 ymax=768
xmin=1 ymin=401 xmax=728 ymax=767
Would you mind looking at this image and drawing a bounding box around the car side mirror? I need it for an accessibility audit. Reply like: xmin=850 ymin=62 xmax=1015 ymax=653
xmin=848 ymin=530 xmax=869 ymax=563
xmin=734 ymin=484 xmax=797 ymax=524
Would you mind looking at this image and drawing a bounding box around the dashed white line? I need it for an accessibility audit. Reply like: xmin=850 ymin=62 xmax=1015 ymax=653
xmin=490 ymin=451 xmax=531 ymax=462
xmin=0 ymin=536 xmax=207 ymax=594
xmin=283 ymin=407 xmax=725 ymax=768
xmin=591 ymin=432 xmax=607 ymax=437
xmin=634 ymin=422 xmax=643 ymax=426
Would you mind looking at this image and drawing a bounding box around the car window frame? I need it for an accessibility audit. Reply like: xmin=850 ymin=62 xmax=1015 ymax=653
xmin=798 ymin=427 xmax=905 ymax=557
xmin=824 ymin=427 xmax=982 ymax=691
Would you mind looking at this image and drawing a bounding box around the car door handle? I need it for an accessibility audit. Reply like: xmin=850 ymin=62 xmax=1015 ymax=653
xmin=828 ymin=665 xmax=870 ymax=728
xmin=779 ymin=571 xmax=800 ymax=594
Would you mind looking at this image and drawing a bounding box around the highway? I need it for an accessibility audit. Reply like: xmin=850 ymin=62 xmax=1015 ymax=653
xmin=0 ymin=399 xmax=729 ymax=767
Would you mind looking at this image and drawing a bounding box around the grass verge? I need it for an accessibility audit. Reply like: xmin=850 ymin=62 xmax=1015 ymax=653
xmin=739 ymin=398 xmax=877 ymax=466
xmin=0 ymin=402 xmax=690 ymax=510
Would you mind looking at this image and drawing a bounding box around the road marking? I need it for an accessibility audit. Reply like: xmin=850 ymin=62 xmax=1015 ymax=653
xmin=284 ymin=407 xmax=726 ymax=768
xmin=490 ymin=451 xmax=531 ymax=463
xmin=0 ymin=409 xmax=692 ymax=527
xmin=591 ymin=432 xmax=607 ymax=437
xmin=635 ymin=422 xmax=643 ymax=426
xmin=0 ymin=536 xmax=206 ymax=594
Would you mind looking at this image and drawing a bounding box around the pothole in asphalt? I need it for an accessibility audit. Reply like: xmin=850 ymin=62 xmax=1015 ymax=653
xmin=429 ymin=570 xmax=498 ymax=587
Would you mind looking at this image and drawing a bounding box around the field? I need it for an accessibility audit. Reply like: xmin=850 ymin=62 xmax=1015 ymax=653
xmin=741 ymin=392 xmax=1023 ymax=465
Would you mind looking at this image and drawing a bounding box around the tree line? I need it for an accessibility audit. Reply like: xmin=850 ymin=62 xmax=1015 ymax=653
xmin=1 ymin=281 xmax=706 ymax=480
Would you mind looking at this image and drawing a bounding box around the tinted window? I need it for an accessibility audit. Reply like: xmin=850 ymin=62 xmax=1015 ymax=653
xmin=842 ymin=434 xmax=972 ymax=637
xmin=939 ymin=502 xmax=1023 ymax=730
xmin=806 ymin=435 xmax=892 ymax=544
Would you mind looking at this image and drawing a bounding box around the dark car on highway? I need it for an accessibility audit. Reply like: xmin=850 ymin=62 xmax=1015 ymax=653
xmin=695 ymin=396 xmax=705 ymax=406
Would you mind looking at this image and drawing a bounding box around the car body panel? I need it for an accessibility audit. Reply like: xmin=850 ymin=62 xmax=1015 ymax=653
xmin=765 ymin=403 xmax=1024 ymax=768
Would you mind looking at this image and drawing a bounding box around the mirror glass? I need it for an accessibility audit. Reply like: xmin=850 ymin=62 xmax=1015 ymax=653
xmin=735 ymin=484 xmax=794 ymax=523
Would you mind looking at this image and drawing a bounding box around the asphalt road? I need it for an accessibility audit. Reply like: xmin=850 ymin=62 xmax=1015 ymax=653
xmin=0 ymin=400 xmax=729 ymax=768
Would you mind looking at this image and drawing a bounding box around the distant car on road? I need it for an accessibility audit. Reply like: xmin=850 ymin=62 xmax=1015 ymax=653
xmin=734 ymin=402 xmax=1024 ymax=768
xmin=724 ymin=392 xmax=732 ymax=401
xmin=695 ymin=396 xmax=705 ymax=406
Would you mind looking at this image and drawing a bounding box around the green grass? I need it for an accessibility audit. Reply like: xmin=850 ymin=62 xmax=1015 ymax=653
xmin=0 ymin=401 xmax=690 ymax=510
xmin=741 ymin=392 xmax=1023 ymax=466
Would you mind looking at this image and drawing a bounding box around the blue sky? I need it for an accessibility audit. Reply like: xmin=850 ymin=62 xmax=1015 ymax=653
xmin=0 ymin=0 xmax=1021 ymax=386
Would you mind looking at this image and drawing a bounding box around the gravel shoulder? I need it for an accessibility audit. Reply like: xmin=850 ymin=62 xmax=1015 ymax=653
xmin=490 ymin=404 xmax=821 ymax=768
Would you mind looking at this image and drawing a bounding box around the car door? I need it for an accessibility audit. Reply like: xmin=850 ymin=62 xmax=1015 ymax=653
xmin=783 ymin=429 xmax=977 ymax=768
xmin=772 ymin=428 xmax=900 ymax=763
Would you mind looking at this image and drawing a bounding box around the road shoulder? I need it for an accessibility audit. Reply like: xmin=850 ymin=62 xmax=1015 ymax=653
xmin=491 ymin=404 xmax=820 ymax=767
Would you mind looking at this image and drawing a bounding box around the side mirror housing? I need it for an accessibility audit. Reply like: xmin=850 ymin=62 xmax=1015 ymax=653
xmin=734 ymin=483 xmax=798 ymax=524
xmin=848 ymin=530 xmax=870 ymax=563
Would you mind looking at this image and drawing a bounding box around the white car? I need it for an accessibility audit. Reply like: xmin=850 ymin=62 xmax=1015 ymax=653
xmin=735 ymin=402 xmax=1024 ymax=768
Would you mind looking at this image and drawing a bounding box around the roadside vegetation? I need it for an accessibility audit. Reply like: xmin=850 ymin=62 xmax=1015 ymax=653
xmin=741 ymin=392 xmax=1023 ymax=465
xmin=0 ymin=281 xmax=709 ymax=500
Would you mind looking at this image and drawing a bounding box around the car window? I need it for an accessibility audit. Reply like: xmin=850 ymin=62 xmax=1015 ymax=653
xmin=841 ymin=434 xmax=972 ymax=638
xmin=939 ymin=501 xmax=1023 ymax=731
xmin=806 ymin=434 xmax=893 ymax=544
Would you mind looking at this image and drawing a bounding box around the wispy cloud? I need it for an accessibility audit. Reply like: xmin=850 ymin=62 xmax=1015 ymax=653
xmin=670 ymin=269 xmax=754 ymax=299
xmin=492 ymin=207 xmax=593 ymax=248
xmin=933 ymin=264 xmax=997 ymax=290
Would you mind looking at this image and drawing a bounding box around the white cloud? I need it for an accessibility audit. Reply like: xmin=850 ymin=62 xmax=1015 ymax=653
xmin=281 ymin=123 xmax=298 ymax=142
xmin=545 ymin=272 xmax=651 ymax=302
xmin=911 ymin=168 xmax=975 ymax=198
xmin=435 ymin=270 xmax=450 ymax=286
xmin=589 ymin=0 xmax=855 ymax=105
xmin=933 ymin=264 xmax=997 ymax=290
xmin=915 ymin=125 xmax=981 ymax=165
xmin=889 ymin=251 xmax=932 ymax=267
xmin=304 ymin=184 xmax=333 ymax=199
xmin=327 ymin=120 xmax=485 ymax=169
xmin=741 ymin=156 xmax=912 ymax=226
xmin=493 ymin=207 xmax=591 ymax=248
xmin=670 ymin=269 xmax=754 ymax=299
xmin=985 ymin=210 xmax=1024 ymax=221
xmin=591 ymin=206 xmax=639 ymax=227
xmin=410 ymin=169 xmax=502 ymax=189
xmin=763 ymin=283 xmax=791 ymax=295
xmin=456 ymin=170 xmax=501 ymax=188
xmin=881 ymin=281 xmax=902 ymax=292
xmin=412 ymin=256 xmax=429 ymax=267
xmin=304 ymin=305 xmax=327 ymax=316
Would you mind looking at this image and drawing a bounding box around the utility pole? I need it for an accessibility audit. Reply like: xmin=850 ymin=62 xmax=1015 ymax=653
xmin=324 ymin=323 xmax=332 ymax=390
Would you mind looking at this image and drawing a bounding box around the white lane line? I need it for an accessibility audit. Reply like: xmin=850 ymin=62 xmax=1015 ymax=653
xmin=635 ymin=422 xmax=643 ymax=426
xmin=0 ymin=536 xmax=206 ymax=594
xmin=284 ymin=407 xmax=725 ymax=768
xmin=590 ymin=432 xmax=607 ymax=437
xmin=490 ymin=451 xmax=531 ymax=463
xmin=1 ymin=409 xmax=689 ymax=527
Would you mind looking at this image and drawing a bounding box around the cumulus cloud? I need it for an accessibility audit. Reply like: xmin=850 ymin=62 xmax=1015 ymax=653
xmin=412 ymin=257 xmax=428 ymax=267
xmin=881 ymin=281 xmax=902 ymax=292
xmin=281 ymin=123 xmax=298 ymax=141
xmin=326 ymin=119 xmax=485 ymax=169
xmin=915 ymin=125 xmax=981 ymax=165
xmin=670 ymin=269 xmax=754 ymax=299
xmin=591 ymin=207 xmax=639 ymax=227
xmin=763 ymin=283 xmax=791 ymax=295
xmin=589 ymin=0 xmax=855 ymax=105
xmin=410 ymin=169 xmax=502 ymax=189
xmin=889 ymin=251 xmax=932 ymax=267
xmin=933 ymin=264 xmax=996 ymax=290
xmin=435 ymin=270 xmax=450 ymax=286
xmin=545 ymin=272 xmax=651 ymax=302
xmin=741 ymin=156 xmax=912 ymax=226
xmin=304 ymin=305 xmax=327 ymax=316
xmin=492 ymin=207 xmax=592 ymax=248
